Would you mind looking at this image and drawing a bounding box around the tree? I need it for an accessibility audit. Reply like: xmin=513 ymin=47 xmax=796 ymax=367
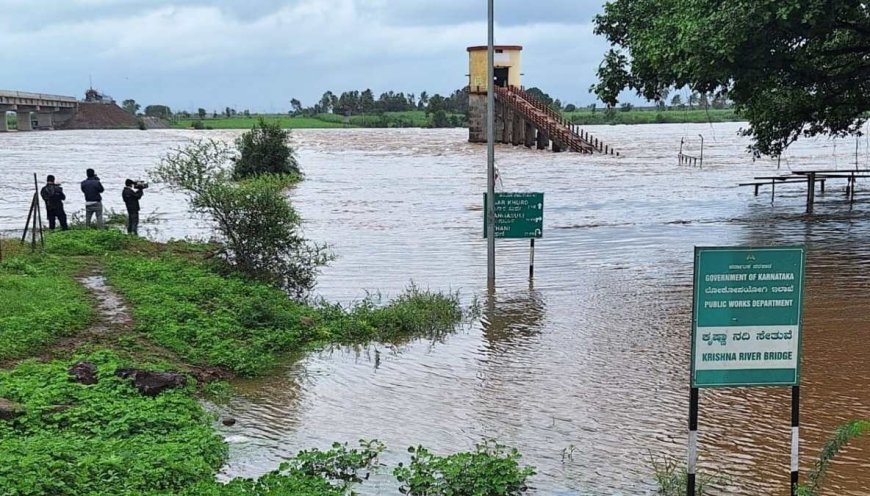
xmin=360 ymin=89 xmax=375 ymax=113
xmin=564 ymin=103 xmax=577 ymax=112
xmin=122 ymin=99 xmax=140 ymax=115
xmin=144 ymin=105 xmax=172 ymax=119
xmin=430 ymin=110 xmax=450 ymax=128
xmin=290 ymin=98 xmax=303 ymax=115
xmin=320 ymin=91 xmax=336 ymax=113
xmin=526 ymin=87 xmax=554 ymax=106
xmin=418 ymin=91 xmax=429 ymax=110
xmin=151 ymin=140 xmax=330 ymax=299
xmin=197 ymin=108 xmax=207 ymax=120
xmin=233 ymin=118 xmax=299 ymax=179
xmin=426 ymin=94 xmax=447 ymax=115
xmin=620 ymin=102 xmax=634 ymax=112
xmin=593 ymin=0 xmax=870 ymax=156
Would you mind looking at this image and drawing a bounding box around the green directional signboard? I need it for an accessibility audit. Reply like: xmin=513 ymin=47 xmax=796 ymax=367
xmin=483 ymin=192 xmax=544 ymax=239
xmin=692 ymin=246 xmax=806 ymax=388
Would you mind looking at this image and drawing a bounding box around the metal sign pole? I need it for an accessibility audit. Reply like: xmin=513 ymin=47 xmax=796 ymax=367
xmin=485 ymin=0 xmax=496 ymax=288
xmin=790 ymin=385 xmax=800 ymax=495
xmin=529 ymin=238 xmax=535 ymax=278
xmin=687 ymin=387 xmax=699 ymax=496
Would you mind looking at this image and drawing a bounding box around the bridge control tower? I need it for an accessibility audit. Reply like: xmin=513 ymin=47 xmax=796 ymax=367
xmin=466 ymin=45 xmax=618 ymax=155
xmin=467 ymin=45 xmax=522 ymax=143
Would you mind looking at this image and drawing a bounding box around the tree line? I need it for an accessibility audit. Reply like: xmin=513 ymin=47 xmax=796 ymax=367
xmin=290 ymin=88 xmax=469 ymax=117
xmin=121 ymin=88 xmax=471 ymax=123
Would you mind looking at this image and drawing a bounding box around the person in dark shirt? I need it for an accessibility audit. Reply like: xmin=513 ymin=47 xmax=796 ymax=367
xmin=40 ymin=175 xmax=68 ymax=230
xmin=122 ymin=179 xmax=144 ymax=235
xmin=80 ymin=168 xmax=105 ymax=228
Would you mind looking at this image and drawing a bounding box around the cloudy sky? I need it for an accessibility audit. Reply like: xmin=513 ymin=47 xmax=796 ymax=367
xmin=0 ymin=0 xmax=627 ymax=112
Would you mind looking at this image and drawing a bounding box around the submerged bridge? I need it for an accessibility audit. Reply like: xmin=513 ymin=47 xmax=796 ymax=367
xmin=0 ymin=90 xmax=78 ymax=131
xmin=466 ymin=45 xmax=618 ymax=155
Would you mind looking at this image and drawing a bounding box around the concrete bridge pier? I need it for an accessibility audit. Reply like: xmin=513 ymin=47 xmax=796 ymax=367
xmin=536 ymin=130 xmax=549 ymax=150
xmin=524 ymin=121 xmax=535 ymax=148
xmin=0 ymin=112 xmax=8 ymax=132
xmin=16 ymin=111 xmax=32 ymax=131
xmin=512 ymin=117 xmax=523 ymax=146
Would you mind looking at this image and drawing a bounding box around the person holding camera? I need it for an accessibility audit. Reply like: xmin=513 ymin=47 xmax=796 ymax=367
xmin=80 ymin=168 xmax=105 ymax=228
xmin=122 ymin=179 xmax=146 ymax=235
xmin=40 ymin=175 xmax=69 ymax=230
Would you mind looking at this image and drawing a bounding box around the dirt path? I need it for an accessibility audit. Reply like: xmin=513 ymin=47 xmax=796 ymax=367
xmin=2 ymin=267 xmax=229 ymax=381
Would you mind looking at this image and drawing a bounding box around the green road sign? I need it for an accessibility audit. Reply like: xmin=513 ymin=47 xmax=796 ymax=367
xmin=483 ymin=192 xmax=544 ymax=239
xmin=691 ymin=246 xmax=806 ymax=388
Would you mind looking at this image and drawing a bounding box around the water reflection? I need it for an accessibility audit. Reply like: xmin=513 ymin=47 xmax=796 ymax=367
xmin=481 ymin=284 xmax=546 ymax=350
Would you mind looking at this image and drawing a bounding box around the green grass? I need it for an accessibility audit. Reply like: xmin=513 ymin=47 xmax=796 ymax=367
xmin=563 ymin=108 xmax=741 ymax=125
xmin=105 ymin=254 xmax=317 ymax=376
xmin=173 ymin=111 xmax=467 ymax=129
xmin=173 ymin=116 xmax=349 ymax=130
xmin=4 ymin=230 xmax=463 ymax=377
xmin=104 ymin=252 xmax=465 ymax=376
xmin=0 ymin=351 xmax=227 ymax=496
xmin=0 ymin=244 xmax=91 ymax=361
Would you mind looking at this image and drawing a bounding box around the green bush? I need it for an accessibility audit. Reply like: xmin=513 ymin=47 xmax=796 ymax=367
xmin=233 ymin=118 xmax=299 ymax=179
xmin=394 ymin=440 xmax=536 ymax=495
xmin=0 ymin=254 xmax=91 ymax=360
xmin=152 ymin=140 xmax=325 ymax=299
xmin=317 ymin=285 xmax=463 ymax=344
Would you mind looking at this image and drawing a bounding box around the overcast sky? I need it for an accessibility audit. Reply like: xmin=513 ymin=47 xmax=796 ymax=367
xmin=0 ymin=0 xmax=630 ymax=112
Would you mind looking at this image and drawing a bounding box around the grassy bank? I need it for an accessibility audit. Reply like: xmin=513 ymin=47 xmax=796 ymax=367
xmin=6 ymin=229 xmax=464 ymax=377
xmin=172 ymin=109 xmax=741 ymax=130
xmin=172 ymin=111 xmax=466 ymax=130
xmin=563 ymin=108 xmax=741 ymax=125
xmin=0 ymin=229 xmax=533 ymax=495
xmin=0 ymin=241 xmax=91 ymax=362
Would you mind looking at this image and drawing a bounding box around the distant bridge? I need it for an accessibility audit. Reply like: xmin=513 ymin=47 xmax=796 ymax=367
xmin=0 ymin=90 xmax=78 ymax=131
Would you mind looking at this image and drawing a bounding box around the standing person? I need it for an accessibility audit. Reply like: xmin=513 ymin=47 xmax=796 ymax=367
xmin=40 ymin=175 xmax=68 ymax=230
xmin=80 ymin=168 xmax=104 ymax=228
xmin=122 ymin=179 xmax=144 ymax=235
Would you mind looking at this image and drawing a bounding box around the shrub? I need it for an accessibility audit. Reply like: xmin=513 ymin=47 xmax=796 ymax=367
xmin=233 ymin=117 xmax=299 ymax=179
xmin=181 ymin=440 xmax=384 ymax=495
xmin=151 ymin=139 xmax=329 ymax=299
xmin=394 ymin=440 xmax=535 ymax=495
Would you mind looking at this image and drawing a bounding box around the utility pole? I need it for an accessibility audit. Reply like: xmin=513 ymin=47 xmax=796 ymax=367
xmin=486 ymin=0 xmax=496 ymax=288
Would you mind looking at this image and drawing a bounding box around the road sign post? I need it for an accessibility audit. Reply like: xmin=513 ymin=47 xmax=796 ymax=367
xmin=483 ymin=192 xmax=544 ymax=239
xmin=688 ymin=246 xmax=806 ymax=496
xmin=483 ymin=192 xmax=543 ymax=279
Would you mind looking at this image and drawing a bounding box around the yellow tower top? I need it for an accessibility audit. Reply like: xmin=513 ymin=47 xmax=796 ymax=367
xmin=467 ymin=45 xmax=523 ymax=94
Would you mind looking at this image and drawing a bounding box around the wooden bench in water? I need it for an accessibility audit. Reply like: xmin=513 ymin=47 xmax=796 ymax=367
xmin=739 ymin=169 xmax=870 ymax=213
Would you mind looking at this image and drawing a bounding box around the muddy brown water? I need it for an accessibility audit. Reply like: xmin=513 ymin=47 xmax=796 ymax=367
xmin=2 ymin=124 xmax=869 ymax=494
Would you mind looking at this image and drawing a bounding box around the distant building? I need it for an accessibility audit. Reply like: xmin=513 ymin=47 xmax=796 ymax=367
xmin=83 ymin=87 xmax=115 ymax=104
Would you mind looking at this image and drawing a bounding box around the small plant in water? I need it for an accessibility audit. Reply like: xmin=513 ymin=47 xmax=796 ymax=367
xmin=649 ymin=452 xmax=730 ymax=495
xmin=394 ymin=439 xmax=536 ymax=495
xmin=796 ymin=419 xmax=870 ymax=496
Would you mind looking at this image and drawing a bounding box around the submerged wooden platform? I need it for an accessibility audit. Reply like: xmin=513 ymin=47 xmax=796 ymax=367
xmin=739 ymin=169 xmax=870 ymax=212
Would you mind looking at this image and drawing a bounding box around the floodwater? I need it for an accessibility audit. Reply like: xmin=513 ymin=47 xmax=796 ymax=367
xmin=2 ymin=123 xmax=870 ymax=495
